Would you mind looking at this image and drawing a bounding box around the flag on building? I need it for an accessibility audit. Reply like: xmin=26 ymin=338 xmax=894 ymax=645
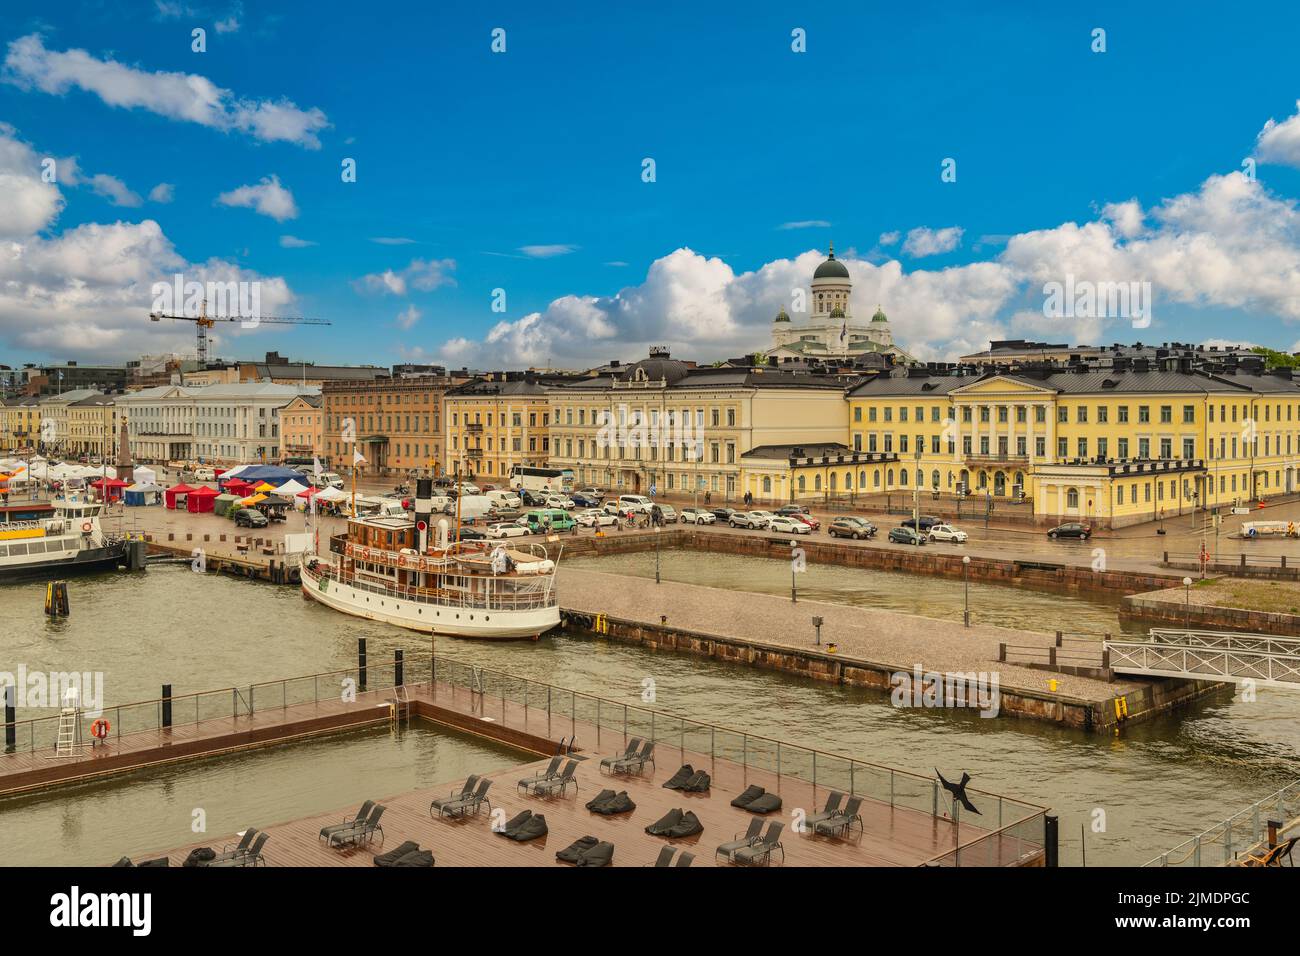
xmin=353 ymin=448 xmax=366 ymax=467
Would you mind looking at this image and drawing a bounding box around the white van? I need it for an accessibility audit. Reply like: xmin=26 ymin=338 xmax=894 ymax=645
xmin=486 ymin=490 xmax=521 ymax=510
xmin=314 ymin=472 xmax=344 ymax=490
xmin=447 ymin=494 xmax=493 ymax=522
xmin=618 ymin=494 xmax=653 ymax=514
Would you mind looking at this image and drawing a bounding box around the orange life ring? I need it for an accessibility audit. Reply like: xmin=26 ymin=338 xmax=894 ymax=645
xmin=81 ymin=521 xmax=93 ymax=533
xmin=90 ymin=718 xmax=110 ymax=740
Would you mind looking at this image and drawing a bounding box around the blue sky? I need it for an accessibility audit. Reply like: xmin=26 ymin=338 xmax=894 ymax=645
xmin=4 ymin=0 xmax=1300 ymax=368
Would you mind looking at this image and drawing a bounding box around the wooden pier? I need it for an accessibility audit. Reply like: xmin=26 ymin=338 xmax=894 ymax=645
xmin=1 ymin=655 xmax=1048 ymax=867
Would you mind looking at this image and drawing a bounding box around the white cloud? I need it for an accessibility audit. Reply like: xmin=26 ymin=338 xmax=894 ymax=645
xmin=1256 ymin=100 xmax=1300 ymax=168
xmin=0 ymin=125 xmax=294 ymax=358
xmin=395 ymin=305 xmax=422 ymax=329
xmin=778 ymin=220 xmax=831 ymax=230
xmin=86 ymin=173 xmax=142 ymax=207
xmin=216 ymin=175 xmax=298 ymax=221
xmin=369 ymin=237 xmax=415 ymax=245
xmin=148 ymin=182 xmax=175 ymax=203
xmin=518 ymin=244 xmax=577 ymax=258
xmin=902 ymin=226 xmax=964 ymax=257
xmin=3 ymin=34 xmax=329 ymax=149
xmin=214 ymin=3 xmax=243 ymax=33
xmin=878 ymin=231 xmax=900 ymax=246
xmin=435 ymin=172 xmax=1300 ymax=367
xmin=353 ymin=258 xmax=456 ymax=296
xmin=279 ymin=235 xmax=316 ymax=248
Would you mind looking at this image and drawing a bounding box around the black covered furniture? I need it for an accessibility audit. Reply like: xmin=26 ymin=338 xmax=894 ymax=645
xmin=585 ymin=789 xmax=636 ymax=815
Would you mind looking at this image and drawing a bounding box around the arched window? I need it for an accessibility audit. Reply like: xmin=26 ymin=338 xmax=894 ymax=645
xmin=762 ymin=476 xmax=771 ymax=493
xmin=900 ymin=469 xmax=908 ymax=486
xmin=978 ymin=471 xmax=988 ymax=489
xmin=859 ymin=469 xmax=866 ymax=487
xmin=814 ymin=474 xmax=823 ymax=491
xmin=931 ymin=469 xmax=940 ymax=489
xmin=845 ymin=471 xmax=852 ymax=490
xmin=829 ymin=472 xmax=837 ymax=491
xmin=798 ymin=475 xmax=806 ymax=492
xmin=994 ymin=472 xmax=1006 ymax=496
xmin=1067 ymin=487 xmax=1080 ymax=509
xmin=873 ymin=469 xmax=881 ymax=488
xmin=887 ymin=468 xmax=894 ymax=486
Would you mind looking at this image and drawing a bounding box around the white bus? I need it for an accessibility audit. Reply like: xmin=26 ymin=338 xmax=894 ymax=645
xmin=508 ymin=466 xmax=571 ymax=494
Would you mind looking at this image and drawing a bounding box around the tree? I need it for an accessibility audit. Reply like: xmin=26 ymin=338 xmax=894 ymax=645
xmin=1252 ymin=347 xmax=1300 ymax=369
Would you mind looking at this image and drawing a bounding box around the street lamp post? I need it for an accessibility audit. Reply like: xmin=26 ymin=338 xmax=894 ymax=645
xmin=962 ymin=554 xmax=971 ymax=627
xmin=654 ymin=524 xmax=661 ymax=584
xmin=1183 ymin=575 xmax=1193 ymax=625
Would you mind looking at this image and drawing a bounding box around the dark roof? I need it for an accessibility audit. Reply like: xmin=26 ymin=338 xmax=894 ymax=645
xmin=813 ymin=253 xmax=850 ymax=280
xmin=446 ymin=378 xmax=549 ymax=398
xmin=742 ymin=442 xmax=850 ymax=460
xmin=849 ymin=366 xmax=1299 ymax=398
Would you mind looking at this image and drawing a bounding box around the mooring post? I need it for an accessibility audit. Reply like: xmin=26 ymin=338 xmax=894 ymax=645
xmin=358 ymin=637 xmax=367 ymax=691
xmin=161 ymin=684 xmax=172 ymax=729
xmin=3 ymin=684 xmax=15 ymax=753
xmin=1044 ymin=814 xmax=1059 ymax=867
xmin=394 ymin=649 xmax=404 ymax=687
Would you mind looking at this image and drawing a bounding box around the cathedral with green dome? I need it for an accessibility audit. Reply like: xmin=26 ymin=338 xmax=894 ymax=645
xmin=767 ymin=245 xmax=914 ymax=364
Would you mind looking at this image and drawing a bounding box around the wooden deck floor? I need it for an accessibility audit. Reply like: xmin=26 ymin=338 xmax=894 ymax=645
xmin=144 ymin=743 xmax=1038 ymax=868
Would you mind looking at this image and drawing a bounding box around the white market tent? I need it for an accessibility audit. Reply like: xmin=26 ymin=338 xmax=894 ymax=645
xmin=132 ymin=465 xmax=158 ymax=485
xmin=275 ymin=479 xmax=309 ymax=496
xmin=313 ymin=486 xmax=348 ymax=501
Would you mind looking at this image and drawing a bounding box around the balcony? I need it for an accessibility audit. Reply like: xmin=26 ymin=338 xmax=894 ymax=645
xmin=465 ymin=447 xmax=483 ymax=459
xmin=965 ymin=452 xmax=1029 ymax=467
xmin=465 ymin=423 xmax=483 ymax=434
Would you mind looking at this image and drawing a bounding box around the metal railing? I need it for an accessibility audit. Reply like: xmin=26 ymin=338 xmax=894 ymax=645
xmin=303 ymin=561 xmax=556 ymax=611
xmin=1145 ymin=778 xmax=1300 ymax=867
xmin=1106 ymin=629 xmax=1300 ymax=688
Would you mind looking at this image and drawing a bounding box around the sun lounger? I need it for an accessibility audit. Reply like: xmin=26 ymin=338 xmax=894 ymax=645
xmin=1243 ymin=836 xmax=1297 ymax=867
xmin=207 ymin=831 xmax=269 ymax=867
xmin=517 ymin=758 xmax=562 ymax=793
xmin=715 ymin=818 xmax=764 ymax=861
xmin=430 ymin=776 xmax=480 ymax=815
xmin=528 ymin=759 xmax=578 ymax=798
xmin=329 ymin=804 xmax=386 ymax=847
xmin=649 ymin=845 xmax=677 ymax=867
xmin=603 ymin=740 xmax=655 ymax=776
xmin=199 ymin=829 xmax=257 ymax=866
xmin=814 ymin=796 xmax=863 ymax=838
xmin=436 ymin=779 xmax=493 ymax=818
xmin=800 ymin=792 xmax=844 ymax=831
xmin=675 ymin=851 xmax=694 ymax=867
xmin=732 ymin=821 xmax=784 ymax=866
xmin=599 ymin=738 xmax=643 ymax=771
xmin=319 ymin=801 xmax=375 ymax=843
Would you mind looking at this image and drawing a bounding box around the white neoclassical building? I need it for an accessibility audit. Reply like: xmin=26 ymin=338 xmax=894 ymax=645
xmin=117 ymin=382 xmax=318 ymax=465
xmin=767 ymin=245 xmax=914 ymax=364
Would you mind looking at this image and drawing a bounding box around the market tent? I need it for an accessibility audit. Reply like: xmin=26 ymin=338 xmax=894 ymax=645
xmin=124 ymin=482 xmax=163 ymax=506
xmin=186 ymin=485 xmax=219 ymax=513
xmin=275 ymin=479 xmax=309 ymax=496
xmin=91 ymin=477 xmax=130 ymax=501
xmin=213 ymin=493 xmax=241 ymax=516
xmin=164 ymin=483 xmax=196 ymax=509
xmin=222 ymin=464 xmax=253 ymax=479
xmin=252 ymin=481 xmax=277 ymax=493
xmin=221 ymin=477 xmax=253 ymax=496
xmin=295 ymin=485 xmax=319 ymax=498
xmin=234 ymin=465 xmax=307 ymax=485
xmin=314 ymin=486 xmax=348 ymax=501
xmin=132 ymin=466 xmax=157 ymax=485
xmin=238 ymin=492 xmax=268 ymax=507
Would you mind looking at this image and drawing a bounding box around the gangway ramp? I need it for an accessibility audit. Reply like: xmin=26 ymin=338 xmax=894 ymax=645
xmin=1105 ymin=628 xmax=1300 ymax=690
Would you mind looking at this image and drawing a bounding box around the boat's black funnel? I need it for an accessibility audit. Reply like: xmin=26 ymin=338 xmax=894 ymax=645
xmin=414 ymin=478 xmax=434 ymax=552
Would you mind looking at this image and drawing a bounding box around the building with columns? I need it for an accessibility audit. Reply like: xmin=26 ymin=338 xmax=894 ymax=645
xmin=847 ymin=351 xmax=1300 ymax=527
xmin=767 ymin=246 xmax=914 ymax=364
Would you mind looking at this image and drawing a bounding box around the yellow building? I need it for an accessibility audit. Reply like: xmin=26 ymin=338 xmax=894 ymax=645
xmin=547 ymin=351 xmax=848 ymax=501
xmin=1 ymin=397 xmax=40 ymax=453
xmin=444 ymin=376 xmax=553 ymax=482
xmin=847 ymin=354 xmax=1300 ymax=527
xmin=279 ymin=394 xmax=322 ymax=464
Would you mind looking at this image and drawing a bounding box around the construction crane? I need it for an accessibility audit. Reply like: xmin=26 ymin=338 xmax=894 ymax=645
xmin=149 ymin=299 xmax=332 ymax=365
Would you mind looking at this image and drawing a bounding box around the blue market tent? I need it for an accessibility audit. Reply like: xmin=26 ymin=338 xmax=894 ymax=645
xmin=223 ymin=465 xmax=305 ymax=486
xmin=124 ymin=482 xmax=163 ymax=506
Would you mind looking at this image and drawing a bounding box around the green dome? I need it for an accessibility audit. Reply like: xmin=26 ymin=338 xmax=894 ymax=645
xmin=871 ymin=306 xmax=888 ymax=323
xmin=813 ymin=254 xmax=850 ymax=280
xmin=773 ymin=307 xmax=790 ymax=323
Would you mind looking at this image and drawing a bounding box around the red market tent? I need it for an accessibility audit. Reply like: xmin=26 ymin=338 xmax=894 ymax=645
xmin=295 ymin=486 xmax=319 ymax=498
xmin=186 ymin=485 xmax=219 ymax=513
xmin=90 ymin=477 xmax=130 ymax=501
xmin=164 ymin=483 xmax=196 ymax=510
xmin=222 ymin=478 xmax=253 ymax=496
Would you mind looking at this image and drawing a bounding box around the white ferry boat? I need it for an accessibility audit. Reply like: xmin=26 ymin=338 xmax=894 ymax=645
xmin=0 ymin=498 xmax=126 ymax=580
xmin=300 ymin=479 xmax=560 ymax=640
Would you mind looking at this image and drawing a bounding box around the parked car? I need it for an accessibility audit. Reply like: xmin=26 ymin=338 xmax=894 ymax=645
xmin=543 ymin=494 xmax=576 ymax=510
xmin=617 ymin=494 xmax=654 ymax=514
xmin=485 ymin=522 xmax=528 ymax=539
xmin=900 ymin=515 xmax=940 ymax=531
xmin=768 ymin=515 xmax=812 ymax=535
xmin=570 ymin=492 xmax=601 ymax=508
xmin=793 ymin=513 xmax=820 ymax=531
xmin=1047 ymin=522 xmax=1092 ymax=539
xmin=710 ymin=507 xmax=737 ymax=523
xmin=578 ymin=487 xmax=606 ymax=501
xmin=654 ymin=504 xmax=678 ymax=524
xmin=776 ymin=504 xmax=811 ymax=516
xmin=450 ymin=527 xmax=486 ymax=541
xmin=520 ymin=508 xmax=576 ymax=533
xmin=729 ymin=511 xmax=770 ymax=530
xmin=488 ymin=506 xmax=522 ymax=522
xmin=828 ymin=517 xmax=875 ymax=539
xmin=234 ymin=508 xmax=268 ymax=528
xmin=193 ymin=467 xmax=215 ymax=482
xmin=575 ymin=508 xmax=617 ymax=528
xmin=888 ymin=526 xmax=927 ymax=546
xmin=521 ymin=490 xmax=548 ymax=507
xmin=680 ymin=507 xmax=716 ymax=525
xmin=928 ymin=523 xmax=968 ymax=544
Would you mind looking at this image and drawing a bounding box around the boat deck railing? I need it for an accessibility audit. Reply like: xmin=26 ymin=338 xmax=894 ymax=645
xmin=0 ymin=650 xmax=1047 ymax=865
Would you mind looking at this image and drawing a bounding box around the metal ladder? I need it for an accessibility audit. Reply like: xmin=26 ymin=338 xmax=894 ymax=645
xmin=54 ymin=689 xmax=82 ymax=757
xmin=390 ymin=685 xmax=410 ymax=726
